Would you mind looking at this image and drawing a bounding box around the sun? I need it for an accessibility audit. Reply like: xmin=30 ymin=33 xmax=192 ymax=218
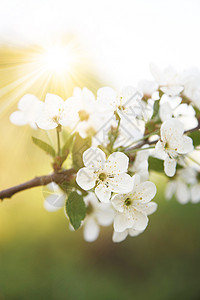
xmin=40 ymin=45 xmax=75 ymax=74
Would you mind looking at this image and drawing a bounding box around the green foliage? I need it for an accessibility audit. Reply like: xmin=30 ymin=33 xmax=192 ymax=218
xmin=66 ymin=191 xmax=86 ymax=230
xmin=62 ymin=133 xmax=75 ymax=157
xmin=188 ymin=130 xmax=200 ymax=147
xmin=152 ymin=100 xmax=160 ymax=119
xmin=148 ymin=156 xmax=164 ymax=173
xmin=72 ymin=133 xmax=91 ymax=170
xmin=32 ymin=137 xmax=56 ymax=157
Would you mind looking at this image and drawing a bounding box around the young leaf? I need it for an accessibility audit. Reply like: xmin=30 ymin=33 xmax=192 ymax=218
xmin=152 ymin=100 xmax=160 ymax=119
xmin=32 ymin=137 xmax=56 ymax=157
xmin=66 ymin=191 xmax=86 ymax=230
xmin=72 ymin=133 xmax=91 ymax=170
xmin=188 ymin=130 xmax=200 ymax=147
xmin=62 ymin=133 xmax=75 ymax=157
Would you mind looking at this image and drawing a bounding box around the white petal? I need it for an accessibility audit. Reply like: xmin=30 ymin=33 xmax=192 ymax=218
xmin=159 ymin=102 xmax=172 ymax=122
xmin=106 ymin=152 xmax=129 ymax=173
xmin=133 ymin=210 xmax=148 ymax=231
xmin=128 ymin=228 xmax=144 ymax=237
xmin=164 ymin=156 xmax=177 ymax=177
xmin=10 ymin=111 xmax=27 ymax=126
xmin=45 ymin=93 xmax=64 ymax=116
xmin=95 ymin=184 xmax=111 ymax=203
xmin=176 ymin=181 xmax=190 ymax=204
xmin=108 ymin=173 xmax=134 ymax=194
xmin=142 ymin=202 xmax=158 ymax=215
xmin=155 ymin=140 xmax=167 ymax=160
xmin=114 ymin=212 xmax=134 ymax=232
xmin=36 ymin=113 xmax=58 ymax=130
xmin=111 ymin=194 xmax=125 ymax=213
xmin=83 ymin=147 xmax=106 ymax=170
xmin=97 ymin=87 xmax=117 ymax=110
xmin=161 ymin=119 xmax=184 ymax=142
xmin=83 ymin=217 xmax=100 ymax=242
xmin=44 ymin=193 xmax=65 ymax=212
xmin=18 ymin=94 xmax=39 ymax=111
xmin=112 ymin=230 xmax=128 ymax=243
xmin=96 ymin=205 xmax=114 ymax=226
xmin=134 ymin=181 xmax=157 ymax=203
xmin=165 ymin=181 xmax=176 ymax=199
xmin=76 ymin=168 xmax=96 ymax=190
xmin=191 ymin=184 xmax=200 ymax=203
xmin=177 ymin=136 xmax=194 ymax=154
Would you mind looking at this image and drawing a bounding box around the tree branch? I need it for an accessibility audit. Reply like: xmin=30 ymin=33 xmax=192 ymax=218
xmin=0 ymin=168 xmax=75 ymax=200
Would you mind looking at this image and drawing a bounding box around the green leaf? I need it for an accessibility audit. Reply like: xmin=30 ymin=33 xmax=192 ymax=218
xmin=188 ymin=130 xmax=200 ymax=147
xmin=72 ymin=133 xmax=91 ymax=170
xmin=148 ymin=156 xmax=164 ymax=173
xmin=32 ymin=137 xmax=56 ymax=157
xmin=152 ymin=100 xmax=160 ymax=119
xmin=66 ymin=191 xmax=86 ymax=230
xmin=62 ymin=133 xmax=75 ymax=157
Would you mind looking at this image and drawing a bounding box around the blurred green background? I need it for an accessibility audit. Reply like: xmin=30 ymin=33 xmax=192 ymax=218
xmin=0 ymin=41 xmax=200 ymax=300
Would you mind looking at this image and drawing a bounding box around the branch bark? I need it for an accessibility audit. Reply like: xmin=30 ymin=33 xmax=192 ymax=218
xmin=0 ymin=168 xmax=75 ymax=200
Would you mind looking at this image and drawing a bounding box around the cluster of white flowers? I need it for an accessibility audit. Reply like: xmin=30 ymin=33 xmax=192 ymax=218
xmin=9 ymin=64 xmax=200 ymax=243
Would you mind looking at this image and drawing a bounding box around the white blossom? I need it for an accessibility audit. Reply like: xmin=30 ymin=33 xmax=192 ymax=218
xmin=97 ymin=86 xmax=143 ymax=119
xmin=64 ymin=87 xmax=102 ymax=138
xmin=112 ymin=199 xmax=157 ymax=242
xmin=36 ymin=93 xmax=69 ymax=130
xmin=43 ymin=182 xmax=66 ymax=212
xmin=111 ymin=174 xmax=157 ymax=233
xmin=10 ymin=94 xmax=43 ymax=129
xmin=129 ymin=147 xmax=150 ymax=182
xmin=82 ymin=192 xmax=114 ymax=242
xmin=155 ymin=119 xmax=194 ymax=177
xmin=150 ymin=63 xmax=183 ymax=96
xmin=165 ymin=167 xmax=200 ymax=204
xmin=180 ymin=68 xmax=200 ymax=109
xmin=159 ymin=94 xmax=197 ymax=130
xmin=76 ymin=147 xmax=133 ymax=203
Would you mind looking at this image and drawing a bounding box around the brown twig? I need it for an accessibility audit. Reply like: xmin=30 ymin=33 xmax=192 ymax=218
xmin=0 ymin=168 xmax=75 ymax=200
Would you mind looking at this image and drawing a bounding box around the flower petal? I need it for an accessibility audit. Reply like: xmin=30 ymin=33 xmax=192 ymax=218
xmin=114 ymin=212 xmax=134 ymax=232
xmin=95 ymin=184 xmax=111 ymax=203
xmin=164 ymin=156 xmax=176 ymax=177
xmin=155 ymin=140 xmax=167 ymax=160
xmin=112 ymin=230 xmax=128 ymax=243
xmin=134 ymin=181 xmax=157 ymax=203
xmin=177 ymin=136 xmax=194 ymax=154
xmin=109 ymin=173 xmax=133 ymax=194
xmin=97 ymin=87 xmax=117 ymax=110
xmin=106 ymin=152 xmax=129 ymax=173
xmin=161 ymin=119 xmax=184 ymax=142
xmin=83 ymin=147 xmax=106 ymax=170
xmin=83 ymin=217 xmax=100 ymax=242
xmin=10 ymin=111 xmax=27 ymax=126
xmin=44 ymin=93 xmax=64 ymax=116
xmin=76 ymin=167 xmax=96 ymax=190
xmin=44 ymin=193 xmax=65 ymax=212
xmin=191 ymin=184 xmax=200 ymax=203
xmin=128 ymin=228 xmax=143 ymax=237
xmin=133 ymin=210 xmax=148 ymax=231
xmin=111 ymin=194 xmax=125 ymax=213
xmin=96 ymin=204 xmax=114 ymax=226
xmin=176 ymin=181 xmax=190 ymax=204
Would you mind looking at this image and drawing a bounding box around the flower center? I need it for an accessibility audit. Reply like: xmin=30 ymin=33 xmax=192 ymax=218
xmin=78 ymin=110 xmax=90 ymax=121
xmin=99 ymin=172 xmax=107 ymax=181
xmin=125 ymin=198 xmax=132 ymax=206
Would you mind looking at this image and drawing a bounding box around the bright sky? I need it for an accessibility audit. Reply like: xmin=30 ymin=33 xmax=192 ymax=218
xmin=0 ymin=0 xmax=200 ymax=87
